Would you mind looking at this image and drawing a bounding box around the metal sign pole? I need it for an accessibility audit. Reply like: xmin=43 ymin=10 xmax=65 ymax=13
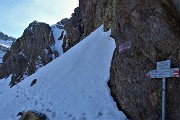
xmin=162 ymin=78 xmax=166 ymax=120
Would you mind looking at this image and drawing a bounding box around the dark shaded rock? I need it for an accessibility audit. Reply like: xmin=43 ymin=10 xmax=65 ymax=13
xmin=59 ymin=31 xmax=65 ymax=40
xmin=17 ymin=111 xmax=24 ymax=116
xmin=0 ymin=21 xmax=58 ymax=86
xmin=0 ymin=31 xmax=16 ymax=41
xmin=19 ymin=110 xmax=48 ymax=120
xmin=63 ymin=0 xmax=180 ymax=119
xmin=59 ymin=18 xmax=69 ymax=25
xmin=172 ymin=0 xmax=180 ymax=13
xmin=55 ymin=18 xmax=69 ymax=29
xmin=30 ymin=79 xmax=37 ymax=86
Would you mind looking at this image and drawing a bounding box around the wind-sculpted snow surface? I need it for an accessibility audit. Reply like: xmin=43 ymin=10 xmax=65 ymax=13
xmin=0 ymin=25 xmax=126 ymax=120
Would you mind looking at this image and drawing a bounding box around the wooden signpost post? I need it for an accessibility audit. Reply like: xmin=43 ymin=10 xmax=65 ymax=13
xmin=147 ymin=60 xmax=179 ymax=120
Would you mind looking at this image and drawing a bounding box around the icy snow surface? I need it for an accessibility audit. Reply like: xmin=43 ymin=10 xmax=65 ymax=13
xmin=0 ymin=25 xmax=126 ymax=120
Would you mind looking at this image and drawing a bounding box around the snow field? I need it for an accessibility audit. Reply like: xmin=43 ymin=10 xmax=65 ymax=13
xmin=0 ymin=25 xmax=126 ymax=120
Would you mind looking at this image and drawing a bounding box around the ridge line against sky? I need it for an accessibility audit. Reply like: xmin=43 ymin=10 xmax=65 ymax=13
xmin=0 ymin=0 xmax=78 ymax=38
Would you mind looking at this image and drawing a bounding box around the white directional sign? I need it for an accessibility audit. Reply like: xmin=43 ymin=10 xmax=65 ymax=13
xmin=147 ymin=68 xmax=179 ymax=78
xmin=147 ymin=60 xmax=179 ymax=120
xmin=157 ymin=60 xmax=170 ymax=70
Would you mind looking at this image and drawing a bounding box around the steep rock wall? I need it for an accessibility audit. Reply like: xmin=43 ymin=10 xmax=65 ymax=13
xmin=64 ymin=0 xmax=180 ymax=119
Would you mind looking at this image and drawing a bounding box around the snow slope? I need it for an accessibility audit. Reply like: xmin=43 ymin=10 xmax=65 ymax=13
xmin=0 ymin=75 xmax=11 ymax=94
xmin=0 ymin=25 xmax=126 ymax=120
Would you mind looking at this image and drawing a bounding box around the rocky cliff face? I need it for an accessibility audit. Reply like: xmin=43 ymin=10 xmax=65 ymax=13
xmin=63 ymin=0 xmax=180 ymax=119
xmin=0 ymin=21 xmax=58 ymax=86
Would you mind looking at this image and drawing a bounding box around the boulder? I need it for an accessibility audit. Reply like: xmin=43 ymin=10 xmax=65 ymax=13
xmin=19 ymin=110 xmax=48 ymax=120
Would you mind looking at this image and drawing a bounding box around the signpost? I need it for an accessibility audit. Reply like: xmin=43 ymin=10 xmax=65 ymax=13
xmin=147 ymin=60 xmax=179 ymax=120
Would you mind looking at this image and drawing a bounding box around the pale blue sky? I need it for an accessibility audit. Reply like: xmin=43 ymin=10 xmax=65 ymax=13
xmin=0 ymin=0 xmax=78 ymax=38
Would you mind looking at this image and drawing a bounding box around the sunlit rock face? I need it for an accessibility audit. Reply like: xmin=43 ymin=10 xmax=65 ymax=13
xmin=63 ymin=0 xmax=180 ymax=119
xmin=0 ymin=21 xmax=58 ymax=86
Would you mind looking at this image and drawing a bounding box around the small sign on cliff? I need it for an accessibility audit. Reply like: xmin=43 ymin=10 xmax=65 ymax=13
xmin=147 ymin=60 xmax=179 ymax=78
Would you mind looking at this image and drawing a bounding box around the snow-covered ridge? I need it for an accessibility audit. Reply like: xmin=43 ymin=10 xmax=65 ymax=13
xmin=0 ymin=39 xmax=13 ymax=49
xmin=0 ymin=31 xmax=16 ymax=41
xmin=0 ymin=39 xmax=14 ymax=63
xmin=0 ymin=25 xmax=126 ymax=120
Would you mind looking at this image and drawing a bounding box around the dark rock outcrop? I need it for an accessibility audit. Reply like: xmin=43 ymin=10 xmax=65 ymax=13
xmin=19 ymin=110 xmax=48 ymax=120
xmin=0 ymin=31 xmax=16 ymax=41
xmin=0 ymin=21 xmax=58 ymax=86
xmin=63 ymin=0 xmax=180 ymax=119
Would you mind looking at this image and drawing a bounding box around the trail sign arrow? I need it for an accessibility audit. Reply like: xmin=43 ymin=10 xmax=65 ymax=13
xmin=147 ymin=60 xmax=179 ymax=120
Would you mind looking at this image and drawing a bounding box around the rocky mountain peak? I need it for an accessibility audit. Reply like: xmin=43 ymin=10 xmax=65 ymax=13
xmin=58 ymin=18 xmax=69 ymax=25
xmin=51 ymin=18 xmax=69 ymax=31
xmin=29 ymin=20 xmax=39 ymax=26
xmin=0 ymin=21 xmax=58 ymax=86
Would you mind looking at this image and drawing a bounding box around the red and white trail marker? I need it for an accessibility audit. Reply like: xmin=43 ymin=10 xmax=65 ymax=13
xmin=173 ymin=69 xmax=180 ymax=77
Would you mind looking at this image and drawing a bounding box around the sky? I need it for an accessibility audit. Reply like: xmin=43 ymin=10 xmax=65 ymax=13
xmin=0 ymin=0 xmax=79 ymax=38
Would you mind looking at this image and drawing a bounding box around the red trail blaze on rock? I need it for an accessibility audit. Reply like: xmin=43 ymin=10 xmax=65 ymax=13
xmin=174 ymin=70 xmax=180 ymax=77
xmin=147 ymin=72 xmax=151 ymax=79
